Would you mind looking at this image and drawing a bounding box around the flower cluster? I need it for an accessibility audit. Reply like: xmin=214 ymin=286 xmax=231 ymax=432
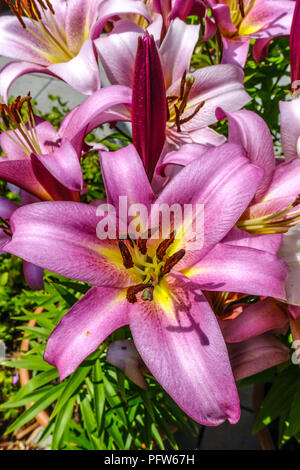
xmin=0 ymin=0 xmax=300 ymax=427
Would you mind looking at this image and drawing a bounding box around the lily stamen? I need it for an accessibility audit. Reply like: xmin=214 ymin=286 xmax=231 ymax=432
xmin=0 ymin=93 xmax=42 ymax=156
xmin=167 ymin=71 xmax=204 ymax=132
xmin=237 ymin=199 xmax=300 ymax=234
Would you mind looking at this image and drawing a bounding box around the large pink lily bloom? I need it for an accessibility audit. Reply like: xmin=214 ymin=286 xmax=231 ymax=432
xmin=0 ymin=0 xmax=150 ymax=99
xmin=3 ymin=143 xmax=289 ymax=425
xmin=204 ymin=0 xmax=295 ymax=67
xmin=95 ymin=17 xmax=250 ymax=151
xmin=0 ymin=86 xmax=132 ymax=201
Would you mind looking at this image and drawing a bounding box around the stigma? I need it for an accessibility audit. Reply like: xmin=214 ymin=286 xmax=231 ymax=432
xmin=118 ymin=233 xmax=185 ymax=303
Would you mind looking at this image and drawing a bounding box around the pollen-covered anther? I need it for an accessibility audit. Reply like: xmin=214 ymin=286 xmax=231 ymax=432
xmin=5 ymin=0 xmax=54 ymax=27
xmin=118 ymin=241 xmax=134 ymax=269
xmin=0 ymin=93 xmax=32 ymax=127
xmin=161 ymin=249 xmax=185 ymax=276
xmin=137 ymin=237 xmax=147 ymax=255
xmin=156 ymin=231 xmax=175 ymax=261
xmin=126 ymin=283 xmax=152 ymax=304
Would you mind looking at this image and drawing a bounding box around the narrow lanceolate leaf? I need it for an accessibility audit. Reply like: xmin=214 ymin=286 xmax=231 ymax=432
xmin=132 ymin=33 xmax=167 ymax=181
xmin=290 ymin=0 xmax=300 ymax=91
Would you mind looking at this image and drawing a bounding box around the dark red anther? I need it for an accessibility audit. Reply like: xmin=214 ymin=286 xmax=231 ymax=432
xmin=161 ymin=249 xmax=185 ymax=276
xmin=156 ymin=231 xmax=175 ymax=261
xmin=118 ymin=241 xmax=134 ymax=269
xmin=126 ymin=283 xmax=152 ymax=303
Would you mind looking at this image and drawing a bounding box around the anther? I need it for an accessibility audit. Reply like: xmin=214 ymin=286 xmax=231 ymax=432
xmin=156 ymin=231 xmax=175 ymax=261
xmin=126 ymin=283 xmax=152 ymax=303
xmin=238 ymin=0 xmax=245 ymax=17
xmin=161 ymin=249 xmax=185 ymax=276
xmin=118 ymin=241 xmax=134 ymax=269
xmin=137 ymin=237 xmax=147 ymax=255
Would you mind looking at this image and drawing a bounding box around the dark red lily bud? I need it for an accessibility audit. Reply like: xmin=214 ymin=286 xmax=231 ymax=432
xmin=290 ymin=0 xmax=300 ymax=93
xmin=132 ymin=33 xmax=167 ymax=181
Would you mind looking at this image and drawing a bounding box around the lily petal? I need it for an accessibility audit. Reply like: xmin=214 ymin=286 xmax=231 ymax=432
xmin=3 ymin=202 xmax=136 ymax=287
xmin=280 ymin=99 xmax=300 ymax=160
xmin=159 ymin=18 xmax=200 ymax=89
xmin=32 ymin=139 xmax=83 ymax=192
xmin=154 ymin=143 xmax=263 ymax=261
xmin=221 ymin=37 xmax=250 ymax=68
xmin=228 ymin=335 xmax=290 ymax=381
xmin=185 ymin=243 xmax=288 ymax=300
xmin=128 ymin=273 xmax=240 ymax=425
xmin=44 ymin=286 xmax=129 ymax=380
xmin=219 ymin=298 xmax=288 ymax=343
xmin=23 ymin=261 xmax=44 ymax=290
xmin=100 ymin=145 xmax=154 ymax=212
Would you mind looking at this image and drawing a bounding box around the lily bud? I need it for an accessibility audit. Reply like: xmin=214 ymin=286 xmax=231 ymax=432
xmin=132 ymin=33 xmax=167 ymax=181
xmin=291 ymin=0 xmax=300 ymax=93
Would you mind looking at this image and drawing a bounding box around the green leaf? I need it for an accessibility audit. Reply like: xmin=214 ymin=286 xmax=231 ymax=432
xmin=50 ymin=361 xmax=93 ymax=419
xmin=254 ymin=366 xmax=300 ymax=433
xmin=2 ymin=356 xmax=54 ymax=371
xmin=92 ymin=359 xmax=106 ymax=433
xmin=51 ymin=394 xmax=77 ymax=449
xmin=6 ymin=383 xmax=64 ymax=434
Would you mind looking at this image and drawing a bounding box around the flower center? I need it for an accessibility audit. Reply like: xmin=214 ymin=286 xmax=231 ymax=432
xmin=0 ymin=93 xmax=42 ymax=156
xmin=166 ymin=71 xmax=204 ymax=132
xmin=5 ymin=0 xmax=75 ymax=63
xmin=118 ymin=232 xmax=185 ymax=303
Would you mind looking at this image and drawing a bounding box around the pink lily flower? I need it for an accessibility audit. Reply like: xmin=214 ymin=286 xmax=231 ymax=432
xmin=204 ymin=0 xmax=295 ymax=67
xmin=215 ymin=109 xmax=300 ymax=248
xmin=0 ymin=0 xmax=150 ymax=99
xmin=3 ymin=143 xmax=289 ymax=425
xmin=95 ymin=17 xmax=250 ymax=151
xmin=0 ymin=86 xmax=132 ymax=200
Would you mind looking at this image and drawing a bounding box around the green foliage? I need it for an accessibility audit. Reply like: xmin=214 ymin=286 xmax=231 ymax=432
xmin=0 ymin=277 xmax=197 ymax=449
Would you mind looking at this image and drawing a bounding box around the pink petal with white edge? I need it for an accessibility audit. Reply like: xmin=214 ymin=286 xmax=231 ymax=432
xmin=128 ymin=273 xmax=240 ymax=425
xmin=44 ymin=286 xmax=129 ymax=380
xmin=48 ymin=39 xmax=100 ymax=95
xmin=219 ymin=298 xmax=288 ymax=343
xmin=223 ymin=226 xmax=282 ymax=255
xmin=228 ymin=335 xmax=290 ymax=381
xmin=95 ymin=20 xmax=142 ymax=87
